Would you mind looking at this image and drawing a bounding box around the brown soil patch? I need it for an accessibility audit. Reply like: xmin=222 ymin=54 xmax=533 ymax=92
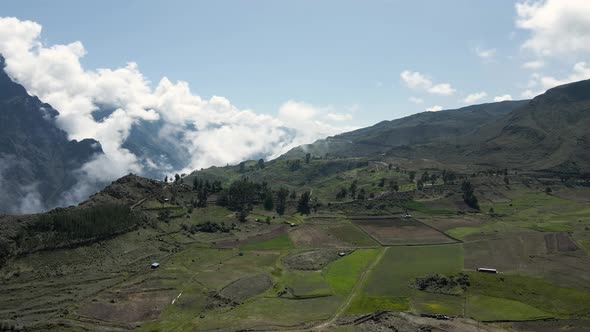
xmin=281 ymin=249 xmax=351 ymax=271
xmin=288 ymin=223 xmax=375 ymax=248
xmin=214 ymin=224 xmax=287 ymax=248
xmin=219 ymin=273 xmax=272 ymax=303
xmin=78 ymin=290 xmax=173 ymax=324
xmin=353 ymin=218 xmax=456 ymax=245
xmin=544 ymin=232 xmax=578 ymax=253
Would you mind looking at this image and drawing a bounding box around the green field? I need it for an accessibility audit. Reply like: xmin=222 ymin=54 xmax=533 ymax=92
xmin=363 ymin=244 xmax=464 ymax=297
xmin=241 ymin=233 xmax=294 ymax=250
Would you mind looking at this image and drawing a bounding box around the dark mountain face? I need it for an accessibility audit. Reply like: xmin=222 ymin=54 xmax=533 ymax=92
xmin=283 ymin=79 xmax=590 ymax=174
xmin=281 ymin=100 xmax=528 ymax=159
xmin=0 ymin=56 xmax=103 ymax=213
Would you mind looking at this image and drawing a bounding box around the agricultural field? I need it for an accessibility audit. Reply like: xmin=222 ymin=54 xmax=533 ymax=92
xmin=352 ymin=217 xmax=457 ymax=245
xmin=2 ymin=169 xmax=590 ymax=331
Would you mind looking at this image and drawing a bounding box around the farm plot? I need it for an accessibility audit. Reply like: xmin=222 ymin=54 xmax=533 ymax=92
xmin=352 ymin=217 xmax=457 ymax=245
xmin=464 ymin=233 xmax=590 ymax=290
xmin=289 ymin=223 xmax=377 ymax=248
xmin=352 ymin=244 xmax=464 ymax=315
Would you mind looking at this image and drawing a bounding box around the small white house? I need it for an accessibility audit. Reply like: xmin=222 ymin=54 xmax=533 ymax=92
xmin=477 ymin=267 xmax=497 ymax=274
xmin=151 ymin=262 xmax=160 ymax=269
xmin=339 ymin=252 xmax=347 ymax=257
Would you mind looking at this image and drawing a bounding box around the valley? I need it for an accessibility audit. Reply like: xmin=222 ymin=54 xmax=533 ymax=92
xmin=2 ymin=157 xmax=590 ymax=331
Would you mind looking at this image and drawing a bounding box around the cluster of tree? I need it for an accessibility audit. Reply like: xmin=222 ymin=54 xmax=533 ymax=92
xmin=181 ymin=221 xmax=232 ymax=233
xmin=192 ymin=177 xmax=222 ymax=208
xmin=25 ymin=205 xmax=139 ymax=245
xmin=217 ymin=178 xmax=262 ymax=210
xmin=461 ymin=180 xmax=480 ymax=210
xmin=441 ymin=169 xmax=458 ymax=184
xmin=287 ymin=159 xmax=302 ymax=171
xmin=414 ymin=273 xmax=470 ymax=293
xmin=217 ymin=178 xmax=298 ymax=216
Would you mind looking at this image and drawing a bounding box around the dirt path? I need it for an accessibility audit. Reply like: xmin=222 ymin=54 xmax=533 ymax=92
xmin=314 ymin=247 xmax=388 ymax=330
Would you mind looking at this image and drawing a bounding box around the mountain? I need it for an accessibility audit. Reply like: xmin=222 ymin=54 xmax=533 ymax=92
xmin=281 ymin=100 xmax=528 ymax=159
xmin=283 ymin=79 xmax=590 ymax=174
xmin=0 ymin=56 xmax=103 ymax=213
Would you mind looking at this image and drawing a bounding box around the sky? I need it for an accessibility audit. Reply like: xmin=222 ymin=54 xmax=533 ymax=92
xmin=3 ymin=0 xmax=589 ymax=127
xmin=1 ymin=0 xmax=590 ymax=209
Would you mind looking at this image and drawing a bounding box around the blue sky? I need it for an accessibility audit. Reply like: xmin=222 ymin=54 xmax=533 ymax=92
xmin=6 ymin=0 xmax=588 ymax=128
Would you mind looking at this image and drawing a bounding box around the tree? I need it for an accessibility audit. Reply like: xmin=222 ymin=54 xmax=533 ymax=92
xmin=388 ymin=163 xmax=393 ymax=171
xmin=421 ymin=171 xmax=430 ymax=184
xmin=442 ymin=169 xmax=457 ymax=184
xmin=390 ymin=181 xmax=400 ymax=192
xmin=305 ymin=153 xmax=311 ymax=164
xmin=276 ymin=188 xmax=289 ymax=215
xmin=349 ymin=180 xmax=358 ymax=198
xmin=239 ymin=161 xmax=246 ymax=173
xmin=289 ymin=190 xmax=297 ymax=200
xmin=357 ymin=188 xmax=366 ymax=200
xmin=237 ymin=209 xmax=249 ymax=222
xmin=336 ymin=187 xmax=348 ymax=199
xmin=297 ymin=191 xmax=311 ymax=214
xmin=257 ymin=158 xmax=265 ymax=169
xmin=378 ymin=178 xmax=386 ymax=187
xmin=164 ymin=175 xmax=168 ymax=183
xmin=416 ymin=179 xmax=424 ymax=190
xmin=461 ymin=180 xmax=480 ymax=210
xmin=545 ymin=187 xmax=552 ymax=194
xmin=429 ymin=174 xmax=438 ymax=186
xmin=504 ymin=176 xmax=510 ymax=185
xmin=409 ymin=171 xmax=416 ymax=183
xmin=263 ymin=190 xmax=274 ymax=211
xmin=174 ymin=173 xmax=180 ymax=182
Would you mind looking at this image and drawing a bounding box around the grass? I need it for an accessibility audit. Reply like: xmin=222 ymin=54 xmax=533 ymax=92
xmin=466 ymin=294 xmax=550 ymax=321
xmin=363 ymin=244 xmax=464 ymax=297
xmin=347 ymin=296 xmax=409 ymax=314
xmin=411 ymin=292 xmax=464 ymax=316
xmin=401 ymin=200 xmax=455 ymax=215
xmin=241 ymin=234 xmax=293 ymax=250
xmin=467 ymin=272 xmax=590 ymax=318
xmin=280 ymin=270 xmax=332 ymax=297
xmin=324 ymin=249 xmax=379 ymax=296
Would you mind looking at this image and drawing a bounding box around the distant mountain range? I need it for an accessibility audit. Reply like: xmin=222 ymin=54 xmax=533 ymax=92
xmin=2 ymin=52 xmax=590 ymax=214
xmin=284 ymin=79 xmax=590 ymax=175
xmin=0 ymin=57 xmax=102 ymax=213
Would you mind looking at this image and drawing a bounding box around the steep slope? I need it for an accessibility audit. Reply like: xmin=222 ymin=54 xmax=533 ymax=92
xmin=282 ymin=101 xmax=528 ymax=159
xmin=0 ymin=56 xmax=103 ymax=213
xmin=468 ymin=79 xmax=590 ymax=173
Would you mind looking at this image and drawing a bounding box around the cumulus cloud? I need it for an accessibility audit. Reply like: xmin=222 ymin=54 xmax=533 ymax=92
xmin=325 ymin=112 xmax=353 ymax=122
xmin=521 ymin=61 xmax=590 ymax=97
xmin=462 ymin=91 xmax=487 ymax=104
xmin=475 ymin=47 xmax=496 ymax=60
xmin=0 ymin=17 xmax=354 ymax=205
xmin=400 ymin=70 xmax=456 ymax=96
xmin=400 ymin=70 xmax=432 ymax=90
xmin=493 ymin=94 xmax=513 ymax=102
xmin=516 ymin=0 xmax=590 ymax=57
xmin=428 ymin=83 xmax=456 ymax=96
xmin=424 ymin=105 xmax=443 ymax=112
xmin=409 ymin=96 xmax=424 ymax=104
xmin=522 ymin=60 xmax=544 ymax=69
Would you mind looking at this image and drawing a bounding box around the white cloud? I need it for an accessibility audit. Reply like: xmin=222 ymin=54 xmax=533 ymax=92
xmin=325 ymin=112 xmax=353 ymax=122
xmin=493 ymin=94 xmax=513 ymax=102
xmin=522 ymin=60 xmax=544 ymax=69
xmin=0 ymin=17 xmax=354 ymax=204
xmin=424 ymin=105 xmax=443 ymax=112
xmin=428 ymin=83 xmax=456 ymax=96
xmin=516 ymin=0 xmax=590 ymax=57
xmin=409 ymin=96 xmax=424 ymax=104
xmin=522 ymin=61 xmax=590 ymax=98
xmin=400 ymin=70 xmax=456 ymax=96
xmin=400 ymin=70 xmax=432 ymax=89
xmin=462 ymin=91 xmax=487 ymax=104
xmin=475 ymin=47 xmax=496 ymax=60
